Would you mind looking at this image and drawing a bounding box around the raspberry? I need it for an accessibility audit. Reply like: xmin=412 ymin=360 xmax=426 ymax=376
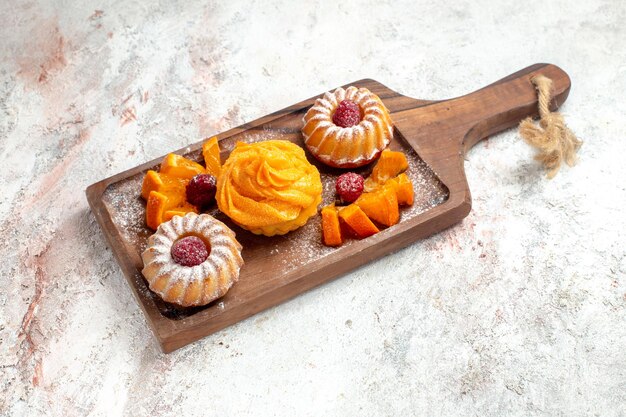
xmin=186 ymin=173 xmax=217 ymax=209
xmin=335 ymin=172 xmax=364 ymax=203
xmin=332 ymin=100 xmax=361 ymax=128
xmin=171 ymin=236 xmax=209 ymax=267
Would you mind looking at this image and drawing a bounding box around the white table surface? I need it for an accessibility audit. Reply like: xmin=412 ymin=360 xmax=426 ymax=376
xmin=1 ymin=0 xmax=625 ymax=416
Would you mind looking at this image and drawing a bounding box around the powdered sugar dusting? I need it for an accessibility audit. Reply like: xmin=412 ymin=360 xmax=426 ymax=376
xmin=103 ymin=174 xmax=151 ymax=252
xmin=403 ymin=145 xmax=450 ymax=214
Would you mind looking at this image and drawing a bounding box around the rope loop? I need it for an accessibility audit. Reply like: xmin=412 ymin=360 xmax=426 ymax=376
xmin=519 ymin=75 xmax=582 ymax=178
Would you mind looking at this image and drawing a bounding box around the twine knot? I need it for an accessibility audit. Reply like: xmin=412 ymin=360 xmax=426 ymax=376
xmin=519 ymin=75 xmax=582 ymax=178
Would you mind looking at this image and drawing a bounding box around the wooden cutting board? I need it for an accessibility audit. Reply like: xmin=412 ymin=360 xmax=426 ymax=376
xmin=86 ymin=63 xmax=570 ymax=353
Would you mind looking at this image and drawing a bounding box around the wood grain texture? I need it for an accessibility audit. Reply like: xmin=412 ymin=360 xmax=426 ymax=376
xmin=86 ymin=63 xmax=570 ymax=353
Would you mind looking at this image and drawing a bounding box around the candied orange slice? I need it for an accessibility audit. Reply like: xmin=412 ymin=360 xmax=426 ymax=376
xmin=163 ymin=210 xmax=187 ymax=222
xmin=163 ymin=203 xmax=198 ymax=222
xmin=160 ymin=153 xmax=205 ymax=180
xmin=202 ymin=136 xmax=222 ymax=178
xmin=338 ymin=204 xmax=379 ymax=238
xmin=355 ymin=185 xmax=399 ymax=227
xmin=141 ymin=170 xmax=162 ymax=200
xmin=164 ymin=188 xmax=187 ymax=209
xmin=321 ymin=204 xmax=342 ymax=247
xmin=141 ymin=170 xmax=189 ymax=201
xmin=387 ymin=173 xmax=414 ymax=206
xmin=364 ymin=149 xmax=409 ymax=191
xmin=146 ymin=191 xmax=169 ymax=230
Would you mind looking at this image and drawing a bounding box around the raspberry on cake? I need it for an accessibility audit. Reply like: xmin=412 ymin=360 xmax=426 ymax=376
xmin=170 ymin=236 xmax=209 ymax=267
xmin=332 ymin=100 xmax=361 ymax=127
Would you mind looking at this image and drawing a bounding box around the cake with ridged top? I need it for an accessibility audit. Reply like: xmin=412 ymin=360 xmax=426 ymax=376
xmin=302 ymin=86 xmax=394 ymax=168
xmin=141 ymin=212 xmax=243 ymax=307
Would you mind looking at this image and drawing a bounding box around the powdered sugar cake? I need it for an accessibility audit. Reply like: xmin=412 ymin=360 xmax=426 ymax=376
xmin=87 ymin=64 xmax=572 ymax=352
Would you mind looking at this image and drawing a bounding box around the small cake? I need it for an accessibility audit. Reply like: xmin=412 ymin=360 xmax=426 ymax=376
xmin=141 ymin=213 xmax=243 ymax=307
xmin=302 ymin=86 xmax=394 ymax=168
xmin=216 ymin=140 xmax=323 ymax=236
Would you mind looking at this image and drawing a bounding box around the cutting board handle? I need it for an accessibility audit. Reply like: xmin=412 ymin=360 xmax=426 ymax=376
xmin=393 ymin=63 xmax=571 ymax=157
xmin=453 ymin=63 xmax=571 ymax=152
xmin=390 ymin=63 xmax=571 ymax=217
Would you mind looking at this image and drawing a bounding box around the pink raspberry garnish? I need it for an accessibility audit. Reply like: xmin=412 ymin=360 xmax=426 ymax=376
xmin=186 ymin=173 xmax=217 ymax=209
xmin=336 ymin=172 xmax=364 ymax=203
xmin=332 ymin=100 xmax=361 ymax=128
xmin=171 ymin=236 xmax=209 ymax=267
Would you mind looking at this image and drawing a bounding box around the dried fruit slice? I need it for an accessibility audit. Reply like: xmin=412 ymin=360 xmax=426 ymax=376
xmin=321 ymin=204 xmax=342 ymax=247
xmin=202 ymin=136 xmax=222 ymax=178
xmin=387 ymin=173 xmax=414 ymax=206
xmin=338 ymin=204 xmax=379 ymax=238
xmin=141 ymin=170 xmax=189 ymax=202
xmin=141 ymin=170 xmax=162 ymax=200
xmin=355 ymin=185 xmax=399 ymax=227
xmin=160 ymin=153 xmax=205 ymax=180
xmin=364 ymin=149 xmax=409 ymax=191
xmin=146 ymin=191 xmax=169 ymax=230
xmin=163 ymin=203 xmax=199 ymax=222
